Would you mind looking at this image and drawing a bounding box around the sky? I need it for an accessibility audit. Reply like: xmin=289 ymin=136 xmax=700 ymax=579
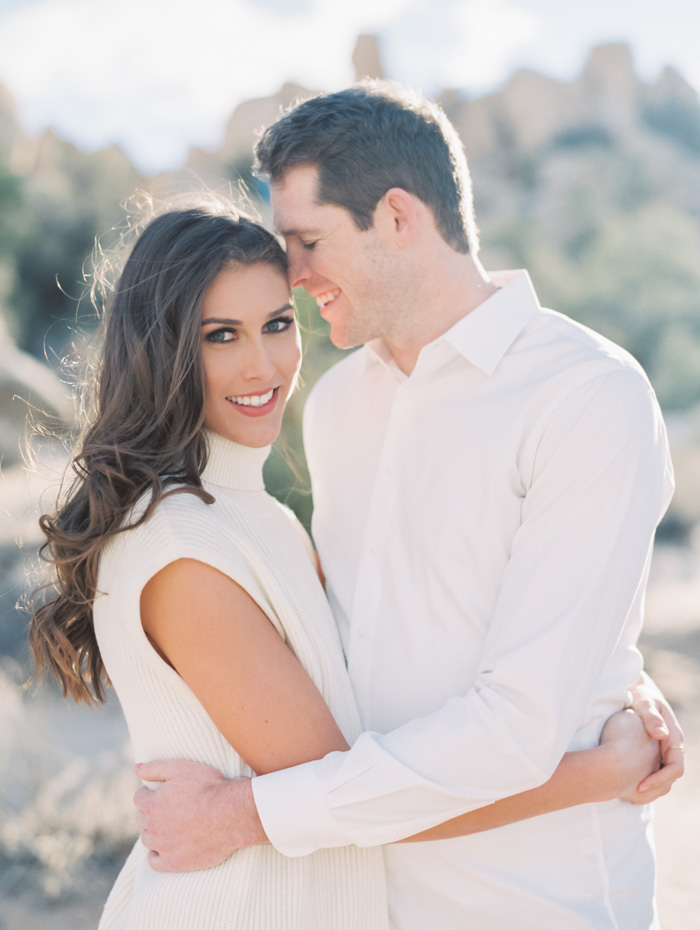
xmin=0 ymin=0 xmax=699 ymax=173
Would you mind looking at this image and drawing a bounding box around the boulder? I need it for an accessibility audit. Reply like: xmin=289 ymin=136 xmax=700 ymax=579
xmin=0 ymin=318 xmax=72 ymax=468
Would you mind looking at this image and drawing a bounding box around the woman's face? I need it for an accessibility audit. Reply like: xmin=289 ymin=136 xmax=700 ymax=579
xmin=200 ymin=262 xmax=301 ymax=448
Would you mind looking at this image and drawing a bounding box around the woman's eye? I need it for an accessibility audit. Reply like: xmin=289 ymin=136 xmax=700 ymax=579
xmin=266 ymin=316 xmax=295 ymax=334
xmin=206 ymin=328 xmax=236 ymax=343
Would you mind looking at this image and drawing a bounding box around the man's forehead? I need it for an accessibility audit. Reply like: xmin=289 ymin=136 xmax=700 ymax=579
xmin=270 ymin=165 xmax=323 ymax=225
xmin=270 ymin=207 xmax=320 ymax=240
xmin=270 ymin=164 xmax=318 ymax=200
xmin=271 ymin=194 xmax=334 ymax=239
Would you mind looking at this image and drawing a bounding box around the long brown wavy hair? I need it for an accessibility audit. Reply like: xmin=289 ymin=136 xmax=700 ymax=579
xmin=28 ymin=197 xmax=288 ymax=704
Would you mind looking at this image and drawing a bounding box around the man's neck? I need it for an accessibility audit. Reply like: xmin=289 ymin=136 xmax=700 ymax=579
xmin=385 ymin=253 xmax=499 ymax=375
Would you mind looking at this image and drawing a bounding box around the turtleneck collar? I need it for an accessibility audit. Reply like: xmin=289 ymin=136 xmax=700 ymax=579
xmin=200 ymin=429 xmax=270 ymax=492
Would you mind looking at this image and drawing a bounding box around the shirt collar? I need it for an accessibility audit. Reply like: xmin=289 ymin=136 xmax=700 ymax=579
xmin=363 ymin=339 xmax=405 ymax=379
xmin=362 ymin=270 xmax=540 ymax=378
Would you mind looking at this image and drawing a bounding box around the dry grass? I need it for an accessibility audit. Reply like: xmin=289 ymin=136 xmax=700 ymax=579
xmin=0 ymin=664 xmax=137 ymax=912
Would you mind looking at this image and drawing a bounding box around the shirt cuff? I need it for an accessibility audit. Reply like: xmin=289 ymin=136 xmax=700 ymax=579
xmin=251 ymin=758 xmax=346 ymax=857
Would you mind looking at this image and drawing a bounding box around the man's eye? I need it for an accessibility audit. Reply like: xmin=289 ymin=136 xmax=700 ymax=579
xmin=301 ymin=240 xmax=316 ymax=250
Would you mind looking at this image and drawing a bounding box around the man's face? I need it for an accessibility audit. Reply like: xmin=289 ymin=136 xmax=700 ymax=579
xmin=271 ymin=164 xmax=403 ymax=349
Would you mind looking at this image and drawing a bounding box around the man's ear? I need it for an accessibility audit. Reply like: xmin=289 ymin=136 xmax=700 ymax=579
xmin=377 ymin=188 xmax=418 ymax=247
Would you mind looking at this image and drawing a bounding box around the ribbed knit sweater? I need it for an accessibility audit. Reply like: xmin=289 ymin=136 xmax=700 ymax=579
xmin=94 ymin=430 xmax=389 ymax=929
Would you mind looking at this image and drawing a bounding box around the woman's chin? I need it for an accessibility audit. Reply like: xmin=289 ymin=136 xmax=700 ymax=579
xmin=206 ymin=422 xmax=283 ymax=448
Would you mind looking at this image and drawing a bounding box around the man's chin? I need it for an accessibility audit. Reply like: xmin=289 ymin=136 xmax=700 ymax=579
xmin=328 ymin=328 xmax=364 ymax=350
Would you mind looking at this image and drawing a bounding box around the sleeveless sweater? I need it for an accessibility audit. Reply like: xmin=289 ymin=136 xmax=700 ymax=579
xmin=93 ymin=430 xmax=389 ymax=930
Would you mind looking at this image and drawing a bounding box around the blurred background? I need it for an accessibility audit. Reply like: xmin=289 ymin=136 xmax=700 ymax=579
xmin=0 ymin=1 xmax=699 ymax=927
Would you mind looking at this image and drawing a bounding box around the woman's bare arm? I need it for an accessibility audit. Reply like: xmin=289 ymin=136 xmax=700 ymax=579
xmin=140 ymin=558 xmax=350 ymax=775
xmin=399 ymin=709 xmax=660 ymax=843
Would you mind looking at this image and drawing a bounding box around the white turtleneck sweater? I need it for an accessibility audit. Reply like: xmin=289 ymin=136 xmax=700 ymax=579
xmin=93 ymin=430 xmax=388 ymax=930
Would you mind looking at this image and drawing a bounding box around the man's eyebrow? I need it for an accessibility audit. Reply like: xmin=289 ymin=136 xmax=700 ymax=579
xmin=201 ymin=303 xmax=293 ymax=326
xmin=274 ymin=225 xmax=321 ymax=238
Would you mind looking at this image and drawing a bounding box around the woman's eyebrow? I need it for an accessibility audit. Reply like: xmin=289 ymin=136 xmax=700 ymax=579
xmin=201 ymin=303 xmax=294 ymax=326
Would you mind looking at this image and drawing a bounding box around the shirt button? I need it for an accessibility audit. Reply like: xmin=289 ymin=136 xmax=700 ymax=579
xmin=384 ymin=465 xmax=394 ymax=475
xmin=368 ymin=544 xmax=377 ymax=554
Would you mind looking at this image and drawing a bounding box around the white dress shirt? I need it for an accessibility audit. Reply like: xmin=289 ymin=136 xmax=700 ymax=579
xmin=252 ymin=271 xmax=674 ymax=929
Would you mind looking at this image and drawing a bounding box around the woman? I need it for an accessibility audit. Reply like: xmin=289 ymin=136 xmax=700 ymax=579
xmin=28 ymin=199 xmax=663 ymax=929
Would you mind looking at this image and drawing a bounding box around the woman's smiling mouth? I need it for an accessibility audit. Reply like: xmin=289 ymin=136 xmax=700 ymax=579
xmin=225 ymin=388 xmax=279 ymax=417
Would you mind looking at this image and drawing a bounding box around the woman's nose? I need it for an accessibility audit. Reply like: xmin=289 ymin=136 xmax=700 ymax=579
xmin=240 ymin=339 xmax=276 ymax=382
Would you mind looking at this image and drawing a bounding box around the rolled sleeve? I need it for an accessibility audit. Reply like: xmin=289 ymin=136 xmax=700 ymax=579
xmin=252 ymin=759 xmax=345 ymax=857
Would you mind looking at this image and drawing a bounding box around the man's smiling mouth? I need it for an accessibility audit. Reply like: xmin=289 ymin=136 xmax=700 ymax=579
xmin=316 ymin=288 xmax=341 ymax=309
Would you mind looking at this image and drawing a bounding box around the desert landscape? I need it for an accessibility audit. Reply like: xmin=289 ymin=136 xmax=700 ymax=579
xmin=1 ymin=35 xmax=699 ymax=929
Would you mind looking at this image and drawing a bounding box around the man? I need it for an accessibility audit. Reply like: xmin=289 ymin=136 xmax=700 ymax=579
xmin=137 ymin=83 xmax=683 ymax=928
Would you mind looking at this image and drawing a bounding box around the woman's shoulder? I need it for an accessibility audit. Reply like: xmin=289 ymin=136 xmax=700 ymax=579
xmin=97 ymin=483 xmax=273 ymax=632
xmin=135 ymin=483 xmax=214 ymax=532
xmin=100 ymin=486 xmax=220 ymax=575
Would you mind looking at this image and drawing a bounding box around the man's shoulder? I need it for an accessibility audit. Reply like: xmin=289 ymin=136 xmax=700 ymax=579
xmin=518 ymin=309 xmax=669 ymax=447
xmin=533 ymin=307 xmax=649 ymax=384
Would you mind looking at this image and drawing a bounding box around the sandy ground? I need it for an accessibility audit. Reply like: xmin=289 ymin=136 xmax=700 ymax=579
xmin=639 ymin=545 xmax=700 ymax=929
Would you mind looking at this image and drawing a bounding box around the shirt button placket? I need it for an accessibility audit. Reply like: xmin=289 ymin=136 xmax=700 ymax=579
xmin=346 ymin=385 xmax=407 ymax=713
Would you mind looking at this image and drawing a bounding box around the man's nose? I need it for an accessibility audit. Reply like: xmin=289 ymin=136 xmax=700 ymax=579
xmin=288 ymin=252 xmax=312 ymax=290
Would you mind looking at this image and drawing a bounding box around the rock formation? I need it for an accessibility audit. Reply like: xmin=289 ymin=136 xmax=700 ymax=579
xmin=352 ymin=34 xmax=385 ymax=82
xmin=441 ymin=43 xmax=700 ymax=163
xmin=185 ymin=82 xmax=317 ymax=184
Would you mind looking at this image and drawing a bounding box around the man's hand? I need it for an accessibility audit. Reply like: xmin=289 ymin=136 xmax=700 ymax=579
xmin=628 ymin=671 xmax=685 ymax=796
xmin=133 ymin=759 xmax=268 ymax=872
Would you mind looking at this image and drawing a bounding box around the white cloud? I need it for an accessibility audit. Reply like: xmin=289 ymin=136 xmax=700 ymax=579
xmin=0 ymin=0 xmax=405 ymax=170
xmin=381 ymin=0 xmax=542 ymax=94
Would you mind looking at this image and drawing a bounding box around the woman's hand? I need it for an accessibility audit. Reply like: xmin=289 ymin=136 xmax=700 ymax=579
xmin=627 ymin=671 xmax=685 ymax=794
xmin=599 ymin=709 xmax=661 ymax=803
